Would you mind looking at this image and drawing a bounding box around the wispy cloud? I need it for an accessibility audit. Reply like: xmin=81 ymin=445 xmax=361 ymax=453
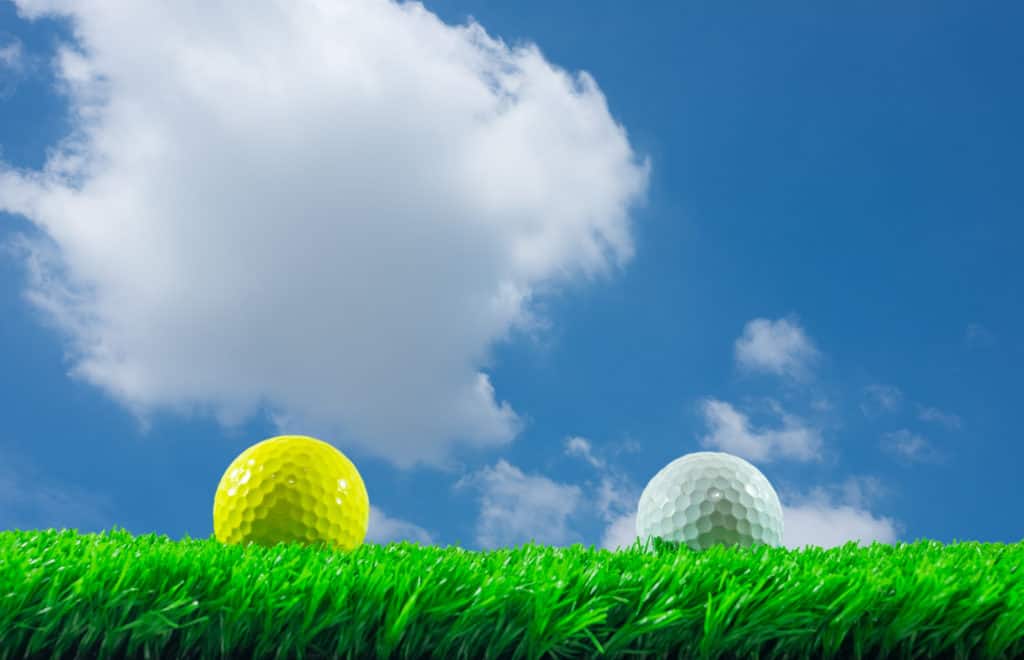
xmin=564 ymin=436 xmax=642 ymax=550
xmin=0 ymin=1 xmax=649 ymax=471
xmin=0 ymin=33 xmax=27 ymax=99
xmin=0 ymin=448 xmax=114 ymax=533
xmin=564 ymin=436 xmax=605 ymax=469
xmin=602 ymin=474 xmax=902 ymax=552
xmin=881 ymin=429 xmax=946 ymax=464
xmin=810 ymin=398 xmax=833 ymax=412
xmin=917 ymin=406 xmax=962 ymax=430
xmin=0 ymin=39 xmax=22 ymax=69
xmin=861 ymin=384 xmax=903 ymax=417
xmin=618 ymin=311 xmax=900 ymax=552
xmin=697 ymin=398 xmax=824 ymax=462
xmin=965 ymin=323 xmax=995 ymax=349
xmin=833 ymin=475 xmax=889 ymax=510
xmin=366 ymin=506 xmax=435 ymax=547
xmin=566 ymin=436 xmax=639 ymax=526
xmin=503 ymin=435 xmax=901 ymax=553
xmin=593 ymin=472 xmax=640 ymax=524
xmin=734 ymin=317 xmax=821 ymax=381
xmin=454 ymin=460 xmax=584 ymax=549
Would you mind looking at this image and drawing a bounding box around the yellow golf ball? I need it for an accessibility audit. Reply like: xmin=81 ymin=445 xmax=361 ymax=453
xmin=213 ymin=435 xmax=369 ymax=550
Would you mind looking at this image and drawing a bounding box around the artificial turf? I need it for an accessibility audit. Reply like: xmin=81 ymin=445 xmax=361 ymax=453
xmin=1 ymin=527 xmax=1022 ymax=659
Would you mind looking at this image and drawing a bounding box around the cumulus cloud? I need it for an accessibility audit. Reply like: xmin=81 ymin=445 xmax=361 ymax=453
xmin=861 ymin=384 xmax=903 ymax=417
xmin=552 ymin=435 xmax=899 ymax=554
xmin=782 ymin=503 xmax=900 ymax=550
xmin=600 ymin=512 xmax=639 ymax=551
xmin=457 ymin=438 xmax=640 ymax=551
xmin=917 ymin=406 xmax=962 ymax=430
xmin=366 ymin=506 xmax=435 ymax=546
xmin=697 ymin=398 xmax=823 ymax=462
xmin=592 ymin=312 xmax=899 ymax=553
xmin=453 ymin=459 xmax=583 ymax=549
xmin=0 ymin=0 xmax=649 ymax=470
xmin=734 ymin=317 xmax=820 ymax=381
xmin=601 ymin=474 xmax=901 ymax=552
xmin=780 ymin=476 xmax=901 ymax=550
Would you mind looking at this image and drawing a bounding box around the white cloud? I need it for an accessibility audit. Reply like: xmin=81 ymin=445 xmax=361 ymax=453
xmin=780 ymin=476 xmax=901 ymax=550
xmin=834 ymin=475 xmax=888 ymax=509
xmin=366 ymin=506 xmax=435 ymax=546
xmin=734 ymin=317 xmax=820 ymax=381
xmin=478 ymin=436 xmax=896 ymax=554
xmin=917 ymin=406 xmax=962 ymax=430
xmin=453 ymin=459 xmax=583 ymax=549
xmin=562 ymin=437 xmax=639 ymax=550
xmin=564 ymin=435 xmax=604 ymax=469
xmin=0 ymin=0 xmax=649 ymax=470
xmin=697 ymin=398 xmax=823 ymax=462
xmin=883 ymin=429 xmax=925 ymax=458
xmin=861 ymin=384 xmax=903 ymax=416
xmin=782 ymin=504 xmax=900 ymax=550
xmin=881 ymin=429 xmax=946 ymax=464
xmin=594 ymin=474 xmax=638 ymax=520
xmin=600 ymin=512 xmax=638 ymax=551
xmin=0 ymin=32 xmax=28 ymax=99
xmin=595 ymin=464 xmax=643 ymax=551
xmin=616 ymin=437 xmax=643 ymax=455
xmin=0 ymin=38 xmax=22 ymax=69
xmin=601 ymin=474 xmax=900 ymax=553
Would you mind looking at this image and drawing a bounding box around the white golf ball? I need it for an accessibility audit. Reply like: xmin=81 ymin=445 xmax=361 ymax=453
xmin=636 ymin=451 xmax=783 ymax=551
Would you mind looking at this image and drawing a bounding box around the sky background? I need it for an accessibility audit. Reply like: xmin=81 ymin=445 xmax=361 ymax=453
xmin=0 ymin=0 xmax=1021 ymax=553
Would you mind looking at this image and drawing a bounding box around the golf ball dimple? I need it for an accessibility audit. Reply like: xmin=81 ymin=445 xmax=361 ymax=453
xmin=636 ymin=451 xmax=783 ymax=551
xmin=213 ymin=435 xmax=369 ymax=550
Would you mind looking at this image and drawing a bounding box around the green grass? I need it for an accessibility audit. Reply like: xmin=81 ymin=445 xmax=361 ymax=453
xmin=1 ymin=527 xmax=1022 ymax=659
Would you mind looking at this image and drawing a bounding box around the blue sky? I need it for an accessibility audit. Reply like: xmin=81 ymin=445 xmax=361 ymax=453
xmin=0 ymin=0 xmax=1021 ymax=552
